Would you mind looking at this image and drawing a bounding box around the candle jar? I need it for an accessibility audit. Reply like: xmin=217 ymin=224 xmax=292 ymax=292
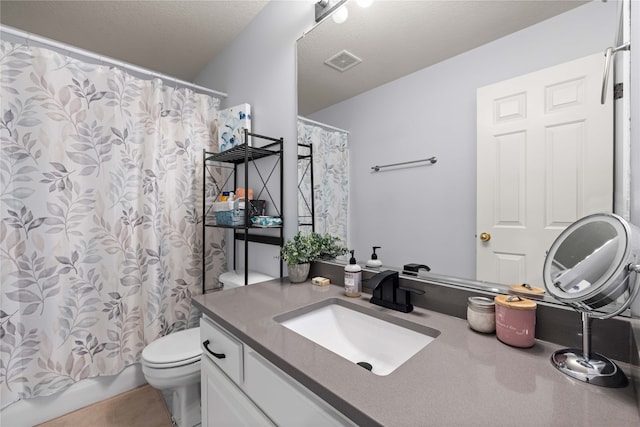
xmin=494 ymin=295 xmax=537 ymax=348
xmin=467 ymin=297 xmax=496 ymax=333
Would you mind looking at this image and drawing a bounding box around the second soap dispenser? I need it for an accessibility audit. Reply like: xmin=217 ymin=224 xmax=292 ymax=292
xmin=366 ymin=246 xmax=382 ymax=268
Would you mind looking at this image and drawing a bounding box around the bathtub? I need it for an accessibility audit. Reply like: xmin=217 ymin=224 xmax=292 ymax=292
xmin=0 ymin=363 xmax=146 ymax=426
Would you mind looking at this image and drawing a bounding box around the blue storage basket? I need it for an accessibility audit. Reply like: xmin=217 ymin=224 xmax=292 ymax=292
xmin=213 ymin=200 xmax=245 ymax=226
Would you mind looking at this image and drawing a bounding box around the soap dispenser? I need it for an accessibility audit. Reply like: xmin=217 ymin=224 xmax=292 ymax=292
xmin=344 ymin=250 xmax=362 ymax=297
xmin=366 ymin=246 xmax=382 ymax=268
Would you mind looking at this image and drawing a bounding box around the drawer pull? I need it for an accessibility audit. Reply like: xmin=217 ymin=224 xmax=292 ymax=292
xmin=203 ymin=339 xmax=226 ymax=359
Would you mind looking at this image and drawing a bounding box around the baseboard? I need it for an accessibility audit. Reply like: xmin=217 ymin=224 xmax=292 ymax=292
xmin=0 ymin=364 xmax=146 ymax=427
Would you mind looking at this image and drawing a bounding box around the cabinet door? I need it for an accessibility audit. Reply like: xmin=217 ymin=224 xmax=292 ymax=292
xmin=244 ymin=350 xmax=355 ymax=427
xmin=201 ymin=357 xmax=273 ymax=427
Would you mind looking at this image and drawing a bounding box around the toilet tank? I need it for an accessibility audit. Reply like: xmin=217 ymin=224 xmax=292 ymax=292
xmin=219 ymin=270 xmax=275 ymax=289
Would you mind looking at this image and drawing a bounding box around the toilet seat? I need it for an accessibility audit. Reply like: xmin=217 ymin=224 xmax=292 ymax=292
xmin=142 ymin=327 xmax=202 ymax=369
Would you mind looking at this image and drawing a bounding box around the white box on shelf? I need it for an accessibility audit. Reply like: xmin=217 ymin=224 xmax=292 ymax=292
xmin=218 ymin=103 xmax=251 ymax=152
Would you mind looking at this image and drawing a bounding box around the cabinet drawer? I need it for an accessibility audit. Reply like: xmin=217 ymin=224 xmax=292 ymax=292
xmin=244 ymin=350 xmax=355 ymax=427
xmin=200 ymin=316 xmax=243 ymax=385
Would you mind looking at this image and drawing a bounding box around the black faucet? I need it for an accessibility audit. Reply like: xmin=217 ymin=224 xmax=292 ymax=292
xmin=364 ymin=270 xmax=425 ymax=313
xmin=403 ymin=263 xmax=431 ymax=276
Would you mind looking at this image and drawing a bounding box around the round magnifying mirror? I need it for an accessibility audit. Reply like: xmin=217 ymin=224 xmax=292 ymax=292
xmin=542 ymin=212 xmax=640 ymax=388
xmin=543 ymin=213 xmax=638 ymax=317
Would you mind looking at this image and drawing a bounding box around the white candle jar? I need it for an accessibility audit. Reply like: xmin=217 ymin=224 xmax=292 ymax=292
xmin=467 ymin=296 xmax=496 ymax=333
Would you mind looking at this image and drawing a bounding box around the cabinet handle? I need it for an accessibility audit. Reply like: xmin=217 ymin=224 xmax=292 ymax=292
xmin=202 ymin=339 xmax=226 ymax=359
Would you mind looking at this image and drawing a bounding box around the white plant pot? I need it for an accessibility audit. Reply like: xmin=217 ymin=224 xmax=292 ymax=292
xmin=287 ymin=263 xmax=310 ymax=283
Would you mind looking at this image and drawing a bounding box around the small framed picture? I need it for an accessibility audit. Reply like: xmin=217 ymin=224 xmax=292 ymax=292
xmin=218 ymin=103 xmax=251 ymax=152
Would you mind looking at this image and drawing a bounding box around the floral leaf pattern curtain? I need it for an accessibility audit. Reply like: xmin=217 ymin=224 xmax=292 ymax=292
xmin=0 ymin=41 xmax=226 ymax=407
xmin=297 ymin=120 xmax=349 ymax=244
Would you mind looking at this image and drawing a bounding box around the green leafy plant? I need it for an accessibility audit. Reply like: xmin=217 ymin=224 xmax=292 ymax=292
xmin=281 ymin=232 xmax=348 ymax=266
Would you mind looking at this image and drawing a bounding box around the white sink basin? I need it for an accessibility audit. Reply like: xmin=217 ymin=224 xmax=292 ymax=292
xmin=276 ymin=299 xmax=439 ymax=376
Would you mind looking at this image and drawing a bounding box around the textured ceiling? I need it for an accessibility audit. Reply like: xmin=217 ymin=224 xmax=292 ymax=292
xmin=298 ymin=0 xmax=585 ymax=116
xmin=0 ymin=0 xmax=269 ymax=81
xmin=1 ymin=0 xmax=586 ymax=111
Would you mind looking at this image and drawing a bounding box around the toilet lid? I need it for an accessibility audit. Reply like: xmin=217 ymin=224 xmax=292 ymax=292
xmin=142 ymin=327 xmax=202 ymax=366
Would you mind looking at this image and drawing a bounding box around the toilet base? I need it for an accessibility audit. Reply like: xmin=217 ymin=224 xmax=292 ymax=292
xmin=140 ymin=327 xmax=202 ymax=426
xmin=171 ymin=383 xmax=201 ymax=427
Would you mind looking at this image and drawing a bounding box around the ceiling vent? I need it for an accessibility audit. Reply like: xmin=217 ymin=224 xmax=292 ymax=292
xmin=324 ymin=50 xmax=362 ymax=72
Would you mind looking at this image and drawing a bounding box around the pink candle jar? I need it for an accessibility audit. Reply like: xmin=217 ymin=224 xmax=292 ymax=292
xmin=494 ymin=295 xmax=537 ymax=348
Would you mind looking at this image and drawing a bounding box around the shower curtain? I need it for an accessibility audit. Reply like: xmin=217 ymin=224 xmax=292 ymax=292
xmin=297 ymin=120 xmax=349 ymax=244
xmin=0 ymin=40 xmax=226 ymax=407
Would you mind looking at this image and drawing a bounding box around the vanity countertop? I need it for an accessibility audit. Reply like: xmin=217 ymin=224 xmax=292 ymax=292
xmin=192 ymin=279 xmax=639 ymax=426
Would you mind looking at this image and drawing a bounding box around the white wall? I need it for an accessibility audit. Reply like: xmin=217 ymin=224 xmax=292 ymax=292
xmin=195 ymin=1 xmax=315 ymax=278
xmin=631 ymin=1 xmax=640 ymax=227
xmin=194 ymin=0 xmax=637 ymax=281
xmin=309 ymin=1 xmax=620 ymax=276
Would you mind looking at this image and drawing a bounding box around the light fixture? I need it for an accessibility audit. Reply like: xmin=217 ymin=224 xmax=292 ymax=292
xmin=314 ymin=0 xmax=373 ymax=24
xmin=332 ymin=5 xmax=349 ymax=24
xmin=315 ymin=0 xmax=348 ymax=23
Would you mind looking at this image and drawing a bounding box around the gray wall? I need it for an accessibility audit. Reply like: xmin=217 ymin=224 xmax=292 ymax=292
xmin=194 ymin=0 xmax=638 ymax=292
xmin=632 ymin=1 xmax=640 ymax=227
xmin=195 ymin=1 xmax=315 ymax=278
xmin=309 ymin=1 xmax=619 ymax=277
xmin=195 ymin=0 xmax=639 ymax=404
xmin=629 ymin=0 xmax=640 ymax=409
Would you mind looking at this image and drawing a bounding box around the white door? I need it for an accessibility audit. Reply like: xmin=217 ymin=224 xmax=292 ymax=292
xmin=476 ymin=52 xmax=613 ymax=286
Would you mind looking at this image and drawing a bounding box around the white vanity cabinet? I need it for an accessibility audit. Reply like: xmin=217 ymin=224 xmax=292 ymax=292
xmin=200 ymin=315 xmax=355 ymax=427
xmin=201 ymin=356 xmax=274 ymax=426
xmin=200 ymin=315 xmax=272 ymax=426
xmin=243 ymin=349 xmax=355 ymax=426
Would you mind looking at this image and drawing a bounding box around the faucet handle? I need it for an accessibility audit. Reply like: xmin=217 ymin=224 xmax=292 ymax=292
xmin=399 ymin=285 xmax=425 ymax=296
xmin=393 ymin=285 xmax=424 ymax=313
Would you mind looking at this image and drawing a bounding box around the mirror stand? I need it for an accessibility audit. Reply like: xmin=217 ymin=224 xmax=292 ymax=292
xmin=543 ymin=213 xmax=640 ymax=388
xmin=551 ymin=312 xmax=628 ymax=387
xmin=551 ymin=265 xmax=640 ymax=388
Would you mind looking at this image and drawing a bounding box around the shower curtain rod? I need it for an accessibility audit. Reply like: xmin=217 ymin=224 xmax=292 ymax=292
xmin=0 ymin=25 xmax=228 ymax=99
xmin=297 ymin=116 xmax=350 ymax=134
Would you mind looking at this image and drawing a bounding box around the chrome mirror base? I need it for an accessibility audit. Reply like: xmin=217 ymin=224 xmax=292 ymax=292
xmin=551 ymin=348 xmax=628 ymax=388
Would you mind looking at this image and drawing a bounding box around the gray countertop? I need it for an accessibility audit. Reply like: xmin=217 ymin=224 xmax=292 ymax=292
xmin=192 ymin=279 xmax=639 ymax=426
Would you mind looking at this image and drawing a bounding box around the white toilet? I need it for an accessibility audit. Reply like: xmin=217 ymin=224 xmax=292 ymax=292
xmin=141 ymin=271 xmax=274 ymax=426
xmin=218 ymin=269 xmax=275 ymax=289
xmin=141 ymin=327 xmax=202 ymax=427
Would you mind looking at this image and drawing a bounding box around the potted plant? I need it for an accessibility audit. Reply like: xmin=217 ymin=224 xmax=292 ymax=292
xmin=281 ymin=232 xmax=348 ymax=283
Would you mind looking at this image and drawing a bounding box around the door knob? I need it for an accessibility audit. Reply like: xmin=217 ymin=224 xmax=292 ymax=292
xmin=480 ymin=232 xmax=491 ymax=242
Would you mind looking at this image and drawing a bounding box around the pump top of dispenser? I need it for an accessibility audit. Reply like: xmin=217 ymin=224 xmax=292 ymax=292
xmin=366 ymin=246 xmax=382 ymax=268
xmin=345 ymin=250 xmax=362 ymax=275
